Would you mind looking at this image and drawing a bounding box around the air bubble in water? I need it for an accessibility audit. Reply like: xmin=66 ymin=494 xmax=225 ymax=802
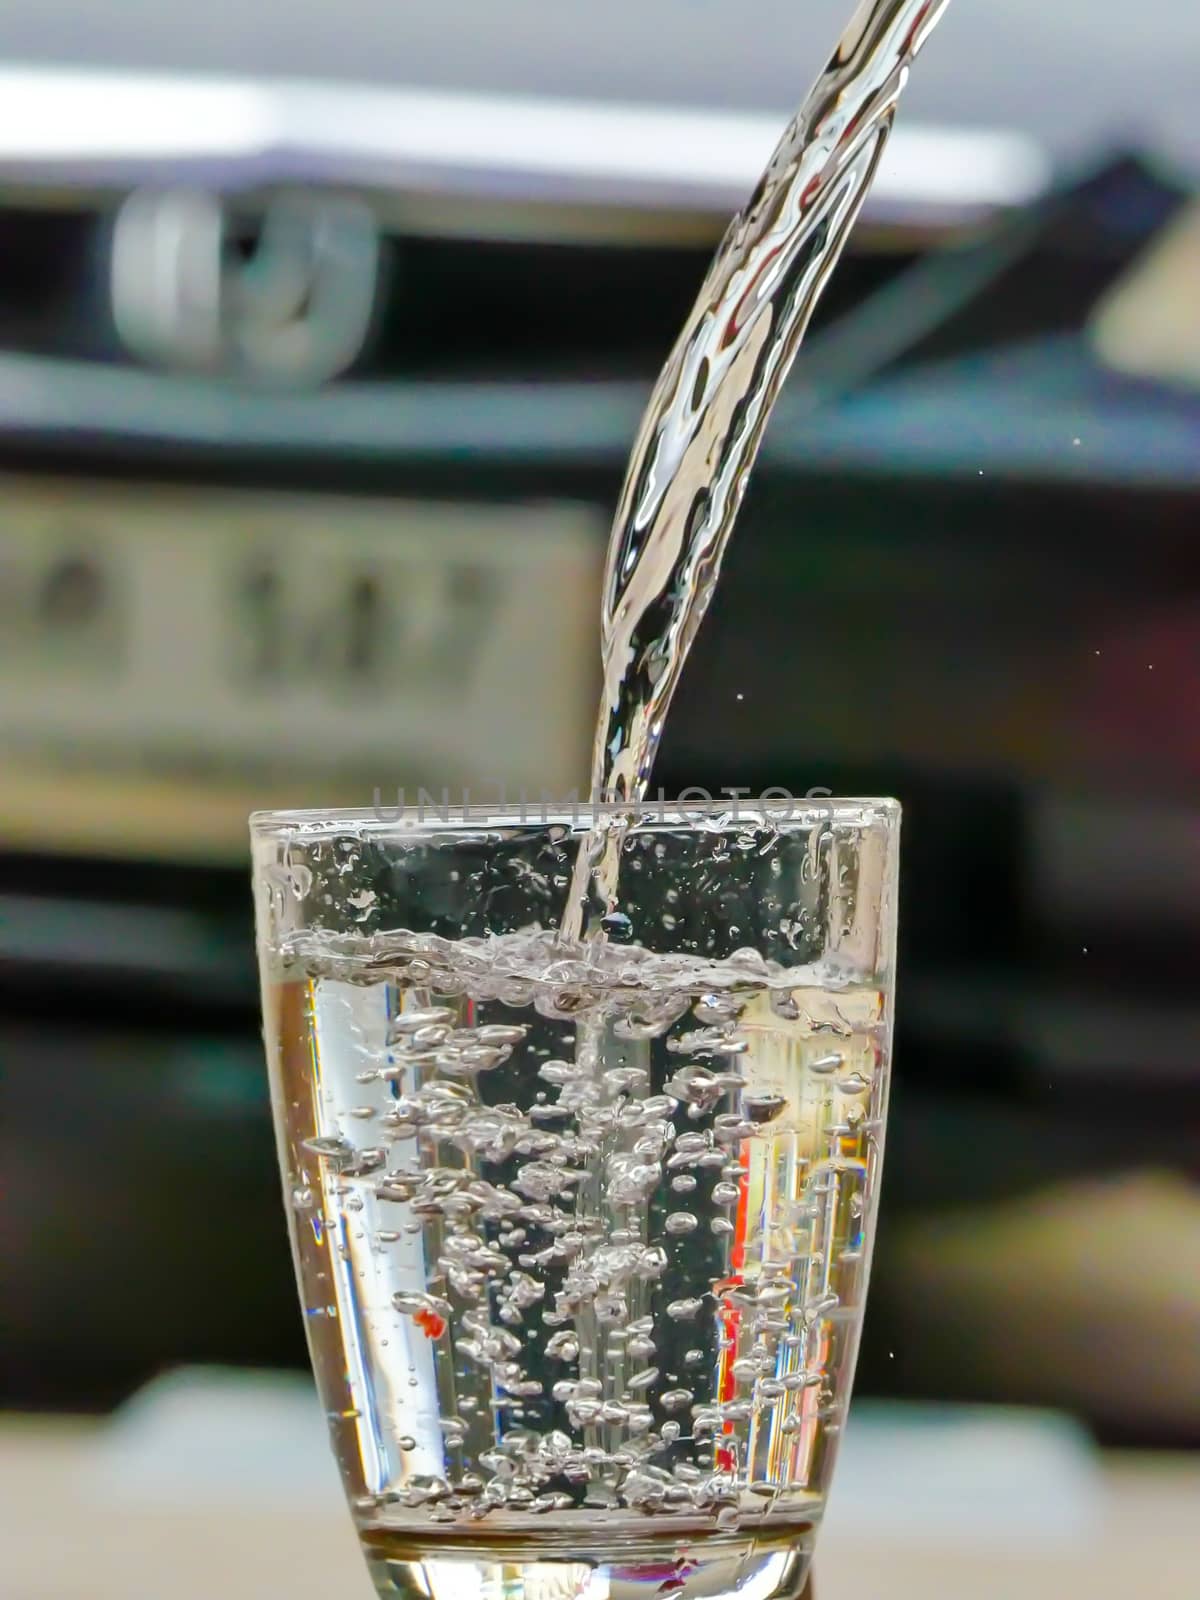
xmin=627 ymin=1367 xmax=659 ymax=1391
xmin=390 ymin=1008 xmax=453 ymax=1034
xmin=743 ymin=1092 xmax=786 ymax=1124
xmin=836 ymin=1071 xmax=871 ymax=1095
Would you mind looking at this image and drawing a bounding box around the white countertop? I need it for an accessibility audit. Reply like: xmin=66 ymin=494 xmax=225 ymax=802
xmin=3 ymin=1372 xmax=1197 ymax=1600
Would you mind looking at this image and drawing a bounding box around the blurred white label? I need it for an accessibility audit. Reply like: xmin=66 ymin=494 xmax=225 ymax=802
xmin=0 ymin=474 xmax=602 ymax=849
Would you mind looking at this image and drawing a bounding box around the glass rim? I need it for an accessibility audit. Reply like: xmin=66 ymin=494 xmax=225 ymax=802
xmin=250 ymin=796 xmax=900 ymax=841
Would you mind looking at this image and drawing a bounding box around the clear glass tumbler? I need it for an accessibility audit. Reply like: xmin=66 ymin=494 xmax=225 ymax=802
xmin=252 ymin=800 xmax=899 ymax=1600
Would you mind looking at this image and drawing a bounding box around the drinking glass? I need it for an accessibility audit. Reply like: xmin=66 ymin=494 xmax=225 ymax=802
xmin=252 ymin=799 xmax=900 ymax=1600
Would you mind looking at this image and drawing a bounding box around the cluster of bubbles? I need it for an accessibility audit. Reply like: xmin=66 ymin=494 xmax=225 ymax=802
xmin=291 ymin=928 xmax=877 ymax=1530
xmin=294 ymin=924 xmax=857 ymax=1021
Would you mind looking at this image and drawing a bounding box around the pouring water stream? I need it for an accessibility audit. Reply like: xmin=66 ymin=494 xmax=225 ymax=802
xmin=563 ymin=0 xmax=952 ymax=940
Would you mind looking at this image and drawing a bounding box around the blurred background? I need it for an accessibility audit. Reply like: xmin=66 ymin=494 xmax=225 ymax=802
xmin=1 ymin=3 xmax=1198 ymax=1596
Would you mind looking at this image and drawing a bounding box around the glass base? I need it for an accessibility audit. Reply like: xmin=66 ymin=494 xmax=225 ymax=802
xmin=361 ymin=1523 xmax=815 ymax=1600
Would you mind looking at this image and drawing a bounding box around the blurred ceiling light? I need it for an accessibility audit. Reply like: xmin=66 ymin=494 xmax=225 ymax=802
xmin=0 ymin=66 xmax=1050 ymax=223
